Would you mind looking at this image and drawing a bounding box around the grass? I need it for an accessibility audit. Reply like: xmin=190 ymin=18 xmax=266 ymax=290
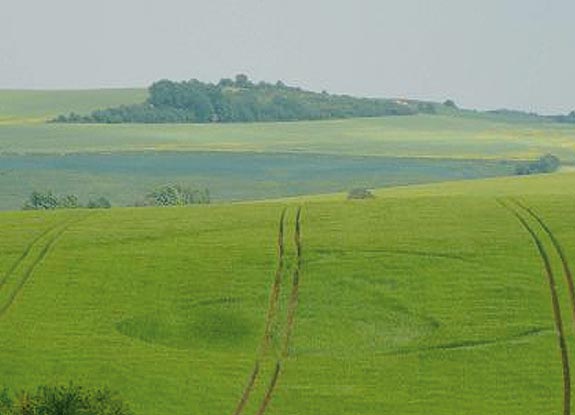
xmin=1 ymin=172 xmax=575 ymax=414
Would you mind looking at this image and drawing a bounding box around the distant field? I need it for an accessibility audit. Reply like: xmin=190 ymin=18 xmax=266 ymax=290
xmin=1 ymin=173 xmax=575 ymax=414
xmin=0 ymin=89 xmax=146 ymax=122
xmin=1 ymin=90 xmax=575 ymax=161
xmin=0 ymin=152 xmax=517 ymax=210
xmin=2 ymin=115 xmax=575 ymax=161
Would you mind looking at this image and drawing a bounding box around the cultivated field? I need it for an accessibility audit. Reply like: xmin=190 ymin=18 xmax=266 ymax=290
xmin=2 ymin=89 xmax=575 ymax=210
xmin=1 ymin=172 xmax=574 ymax=414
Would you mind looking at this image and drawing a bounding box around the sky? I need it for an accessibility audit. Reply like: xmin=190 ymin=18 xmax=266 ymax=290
xmin=1 ymin=0 xmax=574 ymax=114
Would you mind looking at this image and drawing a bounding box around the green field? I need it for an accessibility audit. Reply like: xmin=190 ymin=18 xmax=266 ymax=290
xmin=2 ymin=89 xmax=575 ymax=414
xmin=0 ymin=152 xmax=516 ymax=210
xmin=2 ymin=89 xmax=575 ymax=211
xmin=0 ymin=172 xmax=574 ymax=414
xmin=1 ymin=90 xmax=575 ymax=161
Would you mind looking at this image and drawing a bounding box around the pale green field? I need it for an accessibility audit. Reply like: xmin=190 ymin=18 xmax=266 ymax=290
xmin=0 ymin=173 xmax=575 ymax=414
xmin=0 ymin=89 xmax=146 ymax=123
xmin=1 ymin=90 xmax=575 ymax=160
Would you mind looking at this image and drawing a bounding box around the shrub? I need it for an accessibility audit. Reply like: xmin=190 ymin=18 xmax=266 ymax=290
xmin=0 ymin=384 xmax=133 ymax=415
xmin=515 ymin=153 xmax=560 ymax=175
xmin=87 ymin=197 xmax=112 ymax=209
xmin=347 ymin=188 xmax=374 ymax=200
xmin=23 ymin=191 xmax=59 ymax=210
xmin=145 ymin=184 xmax=210 ymax=206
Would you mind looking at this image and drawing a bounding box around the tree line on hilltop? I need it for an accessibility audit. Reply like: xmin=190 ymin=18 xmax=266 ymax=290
xmin=52 ymin=74 xmax=440 ymax=124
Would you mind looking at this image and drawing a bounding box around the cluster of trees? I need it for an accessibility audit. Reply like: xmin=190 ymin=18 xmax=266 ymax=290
xmin=515 ymin=153 xmax=561 ymax=175
xmin=0 ymin=384 xmax=132 ymax=415
xmin=142 ymin=184 xmax=210 ymax=206
xmin=23 ymin=191 xmax=111 ymax=210
xmin=53 ymin=75 xmax=439 ymax=124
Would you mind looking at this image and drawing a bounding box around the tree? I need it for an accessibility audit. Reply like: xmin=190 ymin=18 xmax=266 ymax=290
xmin=443 ymin=99 xmax=458 ymax=109
xmin=23 ymin=191 xmax=59 ymax=210
xmin=234 ymin=74 xmax=251 ymax=88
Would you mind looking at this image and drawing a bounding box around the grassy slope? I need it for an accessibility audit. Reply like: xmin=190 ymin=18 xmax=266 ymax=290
xmin=1 ymin=172 xmax=574 ymax=414
xmin=1 ymin=90 xmax=575 ymax=160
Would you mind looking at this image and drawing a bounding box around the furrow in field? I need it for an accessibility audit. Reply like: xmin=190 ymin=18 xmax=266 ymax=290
xmin=512 ymin=199 xmax=575 ymax=335
xmin=499 ymin=199 xmax=571 ymax=415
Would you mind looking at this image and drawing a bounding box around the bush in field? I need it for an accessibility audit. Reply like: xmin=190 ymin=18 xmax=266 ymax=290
xmin=0 ymin=384 xmax=133 ymax=415
xmin=347 ymin=188 xmax=374 ymax=200
xmin=87 ymin=197 xmax=112 ymax=209
xmin=23 ymin=191 xmax=60 ymax=210
xmin=145 ymin=184 xmax=210 ymax=206
xmin=515 ymin=153 xmax=561 ymax=175
xmin=58 ymin=194 xmax=80 ymax=209
xmin=23 ymin=191 xmax=112 ymax=210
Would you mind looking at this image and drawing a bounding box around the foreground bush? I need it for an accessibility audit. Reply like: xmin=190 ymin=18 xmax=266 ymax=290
xmin=0 ymin=384 xmax=133 ymax=415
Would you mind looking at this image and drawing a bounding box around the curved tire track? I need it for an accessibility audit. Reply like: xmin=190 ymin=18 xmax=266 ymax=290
xmin=0 ymin=214 xmax=90 ymax=318
xmin=231 ymin=207 xmax=303 ymax=415
xmin=499 ymin=199 xmax=571 ymax=415
xmin=512 ymin=199 xmax=575 ymax=336
xmin=0 ymin=220 xmax=66 ymax=290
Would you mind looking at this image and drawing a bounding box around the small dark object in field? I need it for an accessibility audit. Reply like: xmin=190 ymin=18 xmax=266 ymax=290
xmin=347 ymin=188 xmax=374 ymax=200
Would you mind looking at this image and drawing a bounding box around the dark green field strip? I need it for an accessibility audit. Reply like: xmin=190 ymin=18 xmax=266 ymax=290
xmin=0 ymin=214 xmax=91 ymax=318
xmin=500 ymin=199 xmax=571 ymax=415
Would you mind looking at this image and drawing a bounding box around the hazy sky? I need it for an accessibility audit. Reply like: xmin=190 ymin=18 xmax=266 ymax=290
xmin=1 ymin=0 xmax=574 ymax=114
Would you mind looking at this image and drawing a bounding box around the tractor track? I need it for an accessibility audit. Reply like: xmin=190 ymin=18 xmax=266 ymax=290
xmin=261 ymin=208 xmax=287 ymax=354
xmin=231 ymin=361 xmax=261 ymax=415
xmin=0 ymin=221 xmax=66 ymax=290
xmin=231 ymin=207 xmax=303 ymax=415
xmin=282 ymin=207 xmax=302 ymax=358
xmin=499 ymin=199 xmax=571 ymax=415
xmin=254 ymin=361 xmax=282 ymax=415
xmin=512 ymin=199 xmax=575 ymax=335
xmin=0 ymin=214 xmax=91 ymax=319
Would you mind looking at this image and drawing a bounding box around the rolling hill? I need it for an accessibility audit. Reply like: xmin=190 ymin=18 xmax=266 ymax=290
xmin=1 ymin=172 xmax=575 ymax=414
